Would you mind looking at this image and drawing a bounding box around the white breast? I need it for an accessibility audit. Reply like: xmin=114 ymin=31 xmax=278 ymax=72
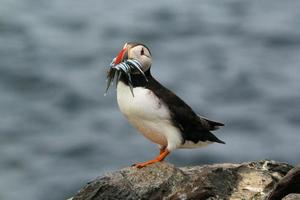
xmin=116 ymin=81 xmax=182 ymax=151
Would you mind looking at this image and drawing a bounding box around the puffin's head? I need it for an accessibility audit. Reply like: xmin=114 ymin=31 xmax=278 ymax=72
xmin=113 ymin=42 xmax=152 ymax=73
xmin=105 ymin=42 xmax=152 ymax=96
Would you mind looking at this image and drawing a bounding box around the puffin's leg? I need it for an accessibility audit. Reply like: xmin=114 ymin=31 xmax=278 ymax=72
xmin=133 ymin=149 xmax=170 ymax=168
xmin=159 ymin=145 xmax=166 ymax=155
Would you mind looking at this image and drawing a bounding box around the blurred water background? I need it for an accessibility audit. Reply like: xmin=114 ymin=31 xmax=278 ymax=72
xmin=1 ymin=0 xmax=300 ymax=199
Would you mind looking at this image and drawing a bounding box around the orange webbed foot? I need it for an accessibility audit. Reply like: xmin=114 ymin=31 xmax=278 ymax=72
xmin=132 ymin=149 xmax=170 ymax=168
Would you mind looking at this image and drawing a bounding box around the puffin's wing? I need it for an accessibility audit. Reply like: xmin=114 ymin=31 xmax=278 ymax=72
xmin=146 ymin=77 xmax=224 ymax=132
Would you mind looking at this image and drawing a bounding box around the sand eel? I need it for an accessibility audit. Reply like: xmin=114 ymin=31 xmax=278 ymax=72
xmin=105 ymin=42 xmax=225 ymax=168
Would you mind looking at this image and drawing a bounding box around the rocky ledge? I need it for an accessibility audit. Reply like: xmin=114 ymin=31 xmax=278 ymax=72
xmin=70 ymin=160 xmax=300 ymax=200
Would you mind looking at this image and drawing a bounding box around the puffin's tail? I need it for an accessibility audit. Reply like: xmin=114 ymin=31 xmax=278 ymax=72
xmin=197 ymin=115 xmax=224 ymax=131
xmin=206 ymin=119 xmax=224 ymax=130
xmin=206 ymin=131 xmax=225 ymax=144
xmin=209 ymin=131 xmax=225 ymax=144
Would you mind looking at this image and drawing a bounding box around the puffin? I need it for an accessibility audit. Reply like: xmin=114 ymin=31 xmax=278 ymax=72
xmin=105 ymin=42 xmax=225 ymax=168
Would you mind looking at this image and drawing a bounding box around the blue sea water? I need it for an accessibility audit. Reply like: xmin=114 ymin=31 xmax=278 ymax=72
xmin=1 ymin=0 xmax=300 ymax=199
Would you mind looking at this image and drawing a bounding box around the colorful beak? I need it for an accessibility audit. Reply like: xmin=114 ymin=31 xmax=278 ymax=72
xmin=114 ymin=48 xmax=127 ymax=65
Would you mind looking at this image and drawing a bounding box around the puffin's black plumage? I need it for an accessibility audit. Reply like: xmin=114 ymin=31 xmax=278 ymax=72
xmin=120 ymin=70 xmax=225 ymax=145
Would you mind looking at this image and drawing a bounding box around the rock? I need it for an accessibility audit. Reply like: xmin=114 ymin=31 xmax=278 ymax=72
xmin=70 ymin=160 xmax=293 ymax=200
xmin=282 ymin=194 xmax=300 ymax=200
xmin=268 ymin=166 xmax=300 ymax=200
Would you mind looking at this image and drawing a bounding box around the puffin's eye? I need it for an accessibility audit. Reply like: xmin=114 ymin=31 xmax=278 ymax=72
xmin=141 ymin=48 xmax=144 ymax=55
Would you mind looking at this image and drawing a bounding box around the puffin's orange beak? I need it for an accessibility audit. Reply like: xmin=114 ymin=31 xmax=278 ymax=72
xmin=114 ymin=48 xmax=127 ymax=65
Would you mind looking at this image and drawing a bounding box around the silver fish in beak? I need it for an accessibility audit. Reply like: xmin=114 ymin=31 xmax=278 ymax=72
xmin=105 ymin=58 xmax=148 ymax=97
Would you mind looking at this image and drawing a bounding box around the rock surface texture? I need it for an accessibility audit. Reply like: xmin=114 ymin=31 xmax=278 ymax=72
xmin=71 ymin=160 xmax=298 ymax=200
xmin=268 ymin=166 xmax=300 ymax=200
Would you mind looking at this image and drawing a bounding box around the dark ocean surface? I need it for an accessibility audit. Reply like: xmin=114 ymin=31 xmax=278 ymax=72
xmin=1 ymin=0 xmax=300 ymax=199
